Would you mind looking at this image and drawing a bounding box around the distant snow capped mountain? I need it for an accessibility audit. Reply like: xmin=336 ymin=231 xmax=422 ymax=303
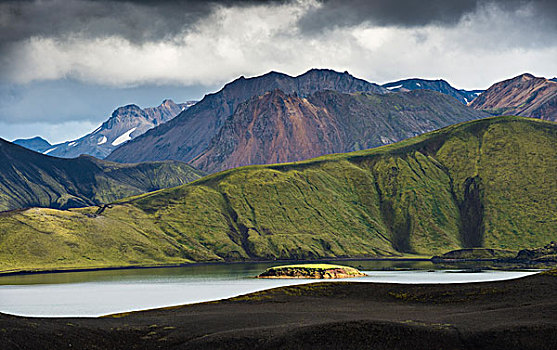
xmin=382 ymin=78 xmax=483 ymax=104
xmin=12 ymin=136 xmax=51 ymax=153
xmin=37 ymin=99 xmax=196 ymax=159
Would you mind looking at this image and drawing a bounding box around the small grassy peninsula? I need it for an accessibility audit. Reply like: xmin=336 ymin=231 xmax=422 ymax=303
xmin=257 ymin=264 xmax=366 ymax=279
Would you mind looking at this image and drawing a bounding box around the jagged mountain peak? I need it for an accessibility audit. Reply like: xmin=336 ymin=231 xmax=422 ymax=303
xmin=19 ymin=100 xmax=195 ymax=159
xmin=494 ymin=73 xmax=544 ymax=86
xmin=111 ymin=104 xmax=143 ymax=115
xmin=190 ymin=88 xmax=484 ymax=173
xmin=470 ymin=73 xmax=557 ymax=121
xmin=219 ymin=68 xmax=386 ymax=97
xmin=106 ymin=69 xmax=388 ymax=165
xmin=514 ymin=72 xmax=536 ymax=80
xmin=160 ymin=99 xmax=177 ymax=107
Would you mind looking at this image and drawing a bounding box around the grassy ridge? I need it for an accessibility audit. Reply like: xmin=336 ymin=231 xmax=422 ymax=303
xmin=0 ymin=116 xmax=555 ymax=272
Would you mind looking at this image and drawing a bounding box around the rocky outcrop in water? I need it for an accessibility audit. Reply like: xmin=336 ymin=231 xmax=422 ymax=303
xmin=257 ymin=264 xmax=366 ymax=279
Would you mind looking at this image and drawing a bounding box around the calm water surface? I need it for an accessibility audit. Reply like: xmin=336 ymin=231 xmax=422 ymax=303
xmin=0 ymin=260 xmax=538 ymax=317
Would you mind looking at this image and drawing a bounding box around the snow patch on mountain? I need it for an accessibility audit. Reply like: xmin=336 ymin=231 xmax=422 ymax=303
xmin=43 ymin=147 xmax=57 ymax=155
xmin=112 ymin=128 xmax=137 ymax=146
xmin=97 ymin=136 xmax=107 ymax=145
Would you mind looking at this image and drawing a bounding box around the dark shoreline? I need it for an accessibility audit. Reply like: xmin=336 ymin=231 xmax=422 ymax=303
xmin=0 ymin=256 xmax=434 ymax=277
xmin=2 ymin=256 xmax=553 ymax=278
xmin=1 ymin=272 xmax=556 ymax=349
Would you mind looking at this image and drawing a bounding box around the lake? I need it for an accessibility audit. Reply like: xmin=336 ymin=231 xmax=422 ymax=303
xmin=0 ymin=260 xmax=538 ymax=317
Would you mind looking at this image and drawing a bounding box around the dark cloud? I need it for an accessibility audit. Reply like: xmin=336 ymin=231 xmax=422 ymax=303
xmin=297 ymin=0 xmax=557 ymax=32
xmin=0 ymin=0 xmax=286 ymax=48
xmin=2 ymin=0 xmax=555 ymax=49
xmin=0 ymin=0 xmax=209 ymax=46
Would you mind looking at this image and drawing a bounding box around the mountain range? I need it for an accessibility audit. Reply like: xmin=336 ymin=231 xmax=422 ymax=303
xmin=14 ymin=99 xmax=195 ymax=158
xmin=191 ymin=88 xmax=483 ymax=173
xmin=107 ymin=69 xmax=484 ymax=172
xmin=0 ymin=138 xmax=205 ymax=211
xmin=1 ymin=116 xmax=554 ymax=272
xmin=470 ymin=73 xmax=557 ymax=121
xmin=382 ymin=78 xmax=483 ymax=104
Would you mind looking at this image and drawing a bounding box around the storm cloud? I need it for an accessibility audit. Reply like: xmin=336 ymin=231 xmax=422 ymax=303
xmin=298 ymin=0 xmax=557 ymax=32
xmin=0 ymin=0 xmax=288 ymax=45
xmin=3 ymin=0 xmax=555 ymax=46
xmin=0 ymin=0 xmax=556 ymax=142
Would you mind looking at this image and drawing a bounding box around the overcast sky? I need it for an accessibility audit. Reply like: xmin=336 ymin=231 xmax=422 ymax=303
xmin=1 ymin=0 xmax=556 ymax=143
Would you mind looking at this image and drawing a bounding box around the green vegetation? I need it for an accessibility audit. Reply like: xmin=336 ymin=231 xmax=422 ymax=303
xmin=258 ymin=264 xmax=366 ymax=279
xmin=0 ymin=139 xmax=205 ymax=211
xmin=270 ymin=263 xmax=354 ymax=269
xmin=0 ymin=116 xmax=556 ymax=273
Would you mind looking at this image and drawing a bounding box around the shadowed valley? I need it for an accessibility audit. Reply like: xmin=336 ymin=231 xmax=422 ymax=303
xmin=0 ymin=139 xmax=205 ymax=212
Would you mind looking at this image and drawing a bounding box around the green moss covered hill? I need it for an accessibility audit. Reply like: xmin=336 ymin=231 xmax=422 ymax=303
xmin=0 ymin=116 xmax=555 ymax=273
xmin=0 ymin=138 xmax=205 ymax=211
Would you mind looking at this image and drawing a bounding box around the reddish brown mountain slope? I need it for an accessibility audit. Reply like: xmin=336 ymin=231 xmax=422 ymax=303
xmin=192 ymin=89 xmax=483 ymax=172
xmin=107 ymin=69 xmax=386 ymax=165
xmin=470 ymin=73 xmax=557 ymax=121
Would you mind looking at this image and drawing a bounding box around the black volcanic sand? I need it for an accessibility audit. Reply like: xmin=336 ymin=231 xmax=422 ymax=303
xmin=1 ymin=272 xmax=556 ymax=350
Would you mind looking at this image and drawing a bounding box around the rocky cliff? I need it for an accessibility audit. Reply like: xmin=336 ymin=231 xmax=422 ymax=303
xmin=192 ymin=89 xmax=484 ymax=172
xmin=470 ymin=73 xmax=557 ymax=121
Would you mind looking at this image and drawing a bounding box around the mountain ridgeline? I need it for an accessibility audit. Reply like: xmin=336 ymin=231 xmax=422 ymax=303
xmin=107 ymin=69 xmax=483 ymax=172
xmin=12 ymin=136 xmax=52 ymax=153
xmin=191 ymin=89 xmax=483 ymax=173
xmin=382 ymin=78 xmax=483 ymax=104
xmin=470 ymin=73 xmax=557 ymax=121
xmin=1 ymin=117 xmax=555 ymax=273
xmin=17 ymin=99 xmax=195 ymax=159
xmin=0 ymin=138 xmax=205 ymax=211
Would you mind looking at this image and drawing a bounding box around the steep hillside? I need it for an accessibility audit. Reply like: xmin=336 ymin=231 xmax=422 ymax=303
xmin=1 ymin=116 xmax=555 ymax=273
xmin=382 ymin=78 xmax=483 ymax=104
xmin=192 ymin=89 xmax=483 ymax=172
xmin=470 ymin=73 xmax=557 ymax=121
xmin=0 ymin=138 xmax=205 ymax=211
xmin=106 ymin=69 xmax=387 ymax=165
xmin=41 ymin=99 xmax=195 ymax=159
xmin=12 ymin=136 xmax=51 ymax=153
